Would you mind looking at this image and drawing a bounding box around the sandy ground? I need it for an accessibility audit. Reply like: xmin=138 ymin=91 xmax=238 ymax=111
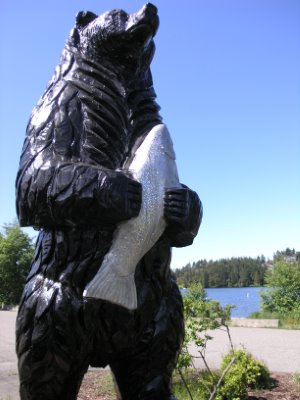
xmin=1 ymin=310 xmax=300 ymax=399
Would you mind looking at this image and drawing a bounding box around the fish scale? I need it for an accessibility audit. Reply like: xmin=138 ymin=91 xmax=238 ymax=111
xmin=83 ymin=123 xmax=181 ymax=309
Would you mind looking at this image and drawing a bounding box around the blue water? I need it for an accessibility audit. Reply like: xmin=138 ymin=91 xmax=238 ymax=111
xmin=205 ymin=287 xmax=268 ymax=317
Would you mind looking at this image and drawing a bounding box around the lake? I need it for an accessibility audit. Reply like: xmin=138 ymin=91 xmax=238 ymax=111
xmin=205 ymin=287 xmax=268 ymax=317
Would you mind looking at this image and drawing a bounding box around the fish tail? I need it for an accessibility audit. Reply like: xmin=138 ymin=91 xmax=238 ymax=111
xmin=83 ymin=265 xmax=137 ymax=310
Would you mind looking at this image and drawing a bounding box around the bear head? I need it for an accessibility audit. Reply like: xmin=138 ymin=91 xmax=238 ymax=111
xmin=69 ymin=3 xmax=159 ymax=81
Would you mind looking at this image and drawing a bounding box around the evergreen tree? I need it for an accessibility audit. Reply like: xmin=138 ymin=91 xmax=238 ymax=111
xmin=175 ymin=257 xmax=267 ymax=288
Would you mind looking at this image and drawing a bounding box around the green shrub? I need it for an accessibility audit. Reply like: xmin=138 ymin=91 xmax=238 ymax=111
xmin=177 ymin=282 xmax=234 ymax=370
xmin=173 ymin=369 xmax=220 ymax=400
xmin=216 ymin=349 xmax=270 ymax=400
xmin=261 ymin=258 xmax=300 ymax=314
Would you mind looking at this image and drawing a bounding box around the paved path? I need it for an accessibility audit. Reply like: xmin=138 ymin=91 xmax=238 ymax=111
xmin=1 ymin=311 xmax=300 ymax=399
xmin=0 ymin=311 xmax=19 ymax=400
xmin=189 ymin=326 xmax=300 ymax=373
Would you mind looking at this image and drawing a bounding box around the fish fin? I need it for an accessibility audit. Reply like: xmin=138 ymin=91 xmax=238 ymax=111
xmin=83 ymin=266 xmax=137 ymax=311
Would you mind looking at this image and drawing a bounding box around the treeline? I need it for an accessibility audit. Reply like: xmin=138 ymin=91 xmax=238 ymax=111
xmin=174 ymin=257 xmax=267 ymax=288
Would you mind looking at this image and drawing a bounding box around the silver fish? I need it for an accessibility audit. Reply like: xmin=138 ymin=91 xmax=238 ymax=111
xmin=83 ymin=124 xmax=180 ymax=310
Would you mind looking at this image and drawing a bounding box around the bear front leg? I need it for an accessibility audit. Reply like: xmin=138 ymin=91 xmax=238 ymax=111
xmin=17 ymin=161 xmax=142 ymax=229
xmin=164 ymin=185 xmax=203 ymax=247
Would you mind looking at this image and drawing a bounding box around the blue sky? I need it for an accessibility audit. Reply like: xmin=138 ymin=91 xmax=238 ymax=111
xmin=0 ymin=0 xmax=299 ymax=269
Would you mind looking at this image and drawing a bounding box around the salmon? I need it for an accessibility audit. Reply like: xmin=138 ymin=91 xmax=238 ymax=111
xmin=83 ymin=124 xmax=180 ymax=310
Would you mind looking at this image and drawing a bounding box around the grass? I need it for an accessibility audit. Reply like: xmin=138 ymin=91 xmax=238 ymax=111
xmin=279 ymin=316 xmax=300 ymax=329
xmin=172 ymin=369 xmax=220 ymax=400
xmin=249 ymin=311 xmax=300 ymax=329
xmin=94 ymin=371 xmax=116 ymax=399
xmin=292 ymin=373 xmax=300 ymax=396
xmin=88 ymin=369 xmax=218 ymax=400
xmin=79 ymin=369 xmax=117 ymax=400
xmin=80 ymin=368 xmax=299 ymax=400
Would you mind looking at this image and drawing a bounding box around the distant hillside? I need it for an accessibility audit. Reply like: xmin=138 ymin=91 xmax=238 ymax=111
xmin=174 ymin=257 xmax=267 ymax=288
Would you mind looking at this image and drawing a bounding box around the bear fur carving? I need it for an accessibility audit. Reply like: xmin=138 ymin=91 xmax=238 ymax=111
xmin=15 ymin=4 xmax=202 ymax=400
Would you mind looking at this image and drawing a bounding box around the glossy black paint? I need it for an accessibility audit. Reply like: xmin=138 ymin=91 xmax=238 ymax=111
xmin=15 ymin=4 xmax=203 ymax=399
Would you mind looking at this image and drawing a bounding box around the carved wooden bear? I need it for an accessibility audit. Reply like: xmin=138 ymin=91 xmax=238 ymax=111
xmin=16 ymin=4 xmax=202 ymax=399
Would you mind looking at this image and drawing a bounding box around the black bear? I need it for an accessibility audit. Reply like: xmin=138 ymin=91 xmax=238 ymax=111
xmin=16 ymin=4 xmax=202 ymax=399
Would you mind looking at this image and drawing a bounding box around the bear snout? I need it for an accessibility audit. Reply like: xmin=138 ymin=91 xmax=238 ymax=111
xmin=127 ymin=3 xmax=159 ymax=38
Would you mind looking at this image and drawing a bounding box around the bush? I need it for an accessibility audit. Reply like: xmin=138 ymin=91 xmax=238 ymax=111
xmin=177 ymin=283 xmax=234 ymax=370
xmin=216 ymin=349 xmax=270 ymax=400
xmin=261 ymin=258 xmax=300 ymax=314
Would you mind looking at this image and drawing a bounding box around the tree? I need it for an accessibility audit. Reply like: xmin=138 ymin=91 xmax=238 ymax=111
xmin=261 ymin=257 xmax=300 ymax=313
xmin=0 ymin=223 xmax=34 ymax=305
xmin=274 ymin=247 xmax=296 ymax=261
xmin=175 ymin=257 xmax=266 ymax=288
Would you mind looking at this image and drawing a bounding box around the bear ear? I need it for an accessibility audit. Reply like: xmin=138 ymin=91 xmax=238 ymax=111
xmin=76 ymin=11 xmax=97 ymax=28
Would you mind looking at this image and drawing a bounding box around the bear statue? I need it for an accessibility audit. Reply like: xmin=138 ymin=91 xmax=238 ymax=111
xmin=15 ymin=3 xmax=203 ymax=400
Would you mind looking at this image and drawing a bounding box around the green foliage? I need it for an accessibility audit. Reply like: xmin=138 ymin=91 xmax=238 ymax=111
xmin=177 ymin=283 xmax=234 ymax=370
xmin=0 ymin=223 xmax=34 ymax=304
xmin=273 ymin=247 xmax=297 ymax=261
xmin=173 ymin=369 xmax=220 ymax=400
xmin=94 ymin=371 xmax=116 ymax=399
xmin=175 ymin=257 xmax=267 ymax=288
xmin=216 ymin=350 xmax=270 ymax=400
xmin=173 ymin=351 xmax=270 ymax=400
xmin=293 ymin=373 xmax=300 ymax=396
xmin=176 ymin=284 xmax=271 ymax=399
xmin=261 ymin=257 xmax=300 ymax=314
xmin=280 ymin=306 xmax=300 ymax=328
xmin=250 ymin=308 xmax=300 ymax=329
xmin=249 ymin=252 xmax=300 ymax=328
